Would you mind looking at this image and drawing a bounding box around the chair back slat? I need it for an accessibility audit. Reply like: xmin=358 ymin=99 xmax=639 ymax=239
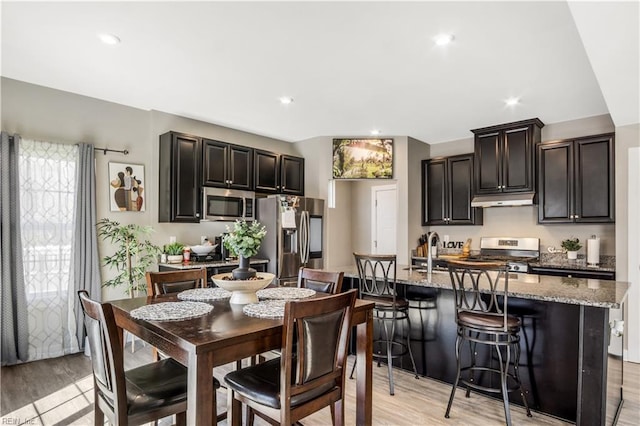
xmin=297 ymin=267 xmax=344 ymax=295
xmin=146 ymin=269 xmax=207 ymax=296
xmin=353 ymin=253 xmax=397 ymax=300
xmin=447 ymin=260 xmax=510 ymax=331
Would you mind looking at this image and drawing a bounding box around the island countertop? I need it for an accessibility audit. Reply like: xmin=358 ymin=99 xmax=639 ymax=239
xmin=337 ymin=264 xmax=628 ymax=309
xmin=159 ymin=258 xmax=269 ymax=270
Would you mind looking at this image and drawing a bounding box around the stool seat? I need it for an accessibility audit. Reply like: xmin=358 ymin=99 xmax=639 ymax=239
xmin=458 ymin=311 xmax=521 ymax=331
xmin=361 ymin=294 xmax=410 ymax=311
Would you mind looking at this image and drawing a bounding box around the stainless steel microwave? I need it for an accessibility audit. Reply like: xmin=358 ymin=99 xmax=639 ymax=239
xmin=202 ymin=188 xmax=255 ymax=221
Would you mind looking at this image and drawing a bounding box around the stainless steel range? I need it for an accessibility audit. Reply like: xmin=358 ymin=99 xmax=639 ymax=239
xmin=468 ymin=237 xmax=540 ymax=273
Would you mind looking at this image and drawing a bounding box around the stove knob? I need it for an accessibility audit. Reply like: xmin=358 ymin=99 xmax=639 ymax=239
xmin=512 ymin=265 xmax=520 ymax=271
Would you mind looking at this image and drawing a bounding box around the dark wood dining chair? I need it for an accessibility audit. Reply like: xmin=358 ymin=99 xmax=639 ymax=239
xmin=145 ymin=268 xmax=207 ymax=296
xmin=78 ymin=290 xmax=222 ymax=426
xmin=225 ymin=289 xmax=358 ymax=426
xmin=297 ymin=267 xmax=344 ymax=295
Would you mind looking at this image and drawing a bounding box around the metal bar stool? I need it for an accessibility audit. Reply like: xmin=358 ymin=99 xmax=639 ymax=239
xmin=350 ymin=253 xmax=419 ymax=395
xmin=444 ymin=260 xmax=531 ymax=426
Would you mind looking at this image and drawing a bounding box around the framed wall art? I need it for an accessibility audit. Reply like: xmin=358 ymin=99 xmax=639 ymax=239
xmin=332 ymin=138 xmax=393 ymax=179
xmin=108 ymin=162 xmax=146 ymax=212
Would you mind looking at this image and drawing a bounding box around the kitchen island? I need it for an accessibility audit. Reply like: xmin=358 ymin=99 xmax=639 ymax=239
xmin=340 ymin=265 xmax=628 ymax=425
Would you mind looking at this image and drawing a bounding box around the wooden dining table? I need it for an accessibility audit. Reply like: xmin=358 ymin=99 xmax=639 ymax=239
xmin=110 ymin=294 xmax=374 ymax=425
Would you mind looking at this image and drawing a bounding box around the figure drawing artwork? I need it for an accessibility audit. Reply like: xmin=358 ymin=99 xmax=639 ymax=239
xmin=332 ymin=138 xmax=393 ymax=179
xmin=109 ymin=162 xmax=145 ymax=212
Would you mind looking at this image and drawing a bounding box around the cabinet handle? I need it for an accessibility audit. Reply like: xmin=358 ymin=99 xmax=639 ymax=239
xmin=282 ymin=186 xmax=286 ymax=190
xmin=196 ymin=213 xmax=200 ymax=218
xmin=574 ymin=215 xmax=579 ymax=219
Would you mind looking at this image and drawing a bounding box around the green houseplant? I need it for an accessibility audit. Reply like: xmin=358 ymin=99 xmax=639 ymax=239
xmin=561 ymin=237 xmax=582 ymax=260
xmin=223 ymin=220 xmax=267 ymax=279
xmin=97 ymin=218 xmax=161 ymax=296
xmin=163 ymin=242 xmax=185 ymax=264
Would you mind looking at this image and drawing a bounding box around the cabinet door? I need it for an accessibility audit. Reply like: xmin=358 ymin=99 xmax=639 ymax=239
xmin=448 ymin=155 xmax=481 ymax=225
xmin=538 ymin=141 xmax=573 ymax=223
xmin=422 ymin=159 xmax=447 ymax=225
xmin=574 ymin=135 xmax=614 ymax=223
xmin=172 ymin=133 xmax=201 ymax=222
xmin=228 ymin=144 xmax=253 ymax=190
xmin=502 ymin=126 xmax=534 ymax=192
xmin=202 ymin=139 xmax=228 ymax=187
xmin=254 ymin=150 xmax=280 ymax=193
xmin=474 ymin=131 xmax=502 ymax=194
xmin=280 ymin=155 xmax=304 ymax=195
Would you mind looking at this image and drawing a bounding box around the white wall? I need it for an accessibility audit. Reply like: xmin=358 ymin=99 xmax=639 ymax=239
xmin=1 ymin=77 xmax=295 ymax=300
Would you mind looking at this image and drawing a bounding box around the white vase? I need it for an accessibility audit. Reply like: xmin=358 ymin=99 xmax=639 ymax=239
xmin=567 ymin=251 xmax=578 ymax=260
xmin=167 ymin=254 xmax=183 ymax=264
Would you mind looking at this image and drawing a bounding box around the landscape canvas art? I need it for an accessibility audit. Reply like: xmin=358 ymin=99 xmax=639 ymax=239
xmin=332 ymin=138 xmax=393 ymax=179
xmin=108 ymin=162 xmax=146 ymax=212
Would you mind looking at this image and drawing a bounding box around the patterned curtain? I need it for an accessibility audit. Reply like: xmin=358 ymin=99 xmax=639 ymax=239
xmin=1 ymin=132 xmax=29 ymax=365
xmin=19 ymin=138 xmax=80 ymax=360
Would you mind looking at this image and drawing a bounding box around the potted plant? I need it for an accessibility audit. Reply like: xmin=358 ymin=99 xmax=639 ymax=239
xmin=97 ymin=218 xmax=161 ymax=297
xmin=223 ymin=220 xmax=267 ymax=280
xmin=164 ymin=242 xmax=185 ymax=264
xmin=561 ymin=237 xmax=582 ymax=260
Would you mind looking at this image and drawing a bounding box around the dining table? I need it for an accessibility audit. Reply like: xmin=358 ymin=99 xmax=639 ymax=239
xmin=110 ymin=293 xmax=375 ymax=426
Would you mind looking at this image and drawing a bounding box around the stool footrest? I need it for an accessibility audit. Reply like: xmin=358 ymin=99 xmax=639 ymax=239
xmin=459 ymin=366 xmax=523 ymax=394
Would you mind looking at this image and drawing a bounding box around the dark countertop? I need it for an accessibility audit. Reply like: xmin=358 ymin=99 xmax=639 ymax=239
xmin=159 ymin=258 xmax=269 ymax=270
xmin=338 ymin=264 xmax=628 ymax=309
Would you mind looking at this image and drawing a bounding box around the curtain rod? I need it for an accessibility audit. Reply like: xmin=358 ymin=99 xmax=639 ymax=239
xmin=94 ymin=147 xmax=129 ymax=155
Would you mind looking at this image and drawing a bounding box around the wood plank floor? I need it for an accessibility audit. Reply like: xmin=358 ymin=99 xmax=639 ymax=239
xmin=2 ymin=344 xmax=639 ymax=425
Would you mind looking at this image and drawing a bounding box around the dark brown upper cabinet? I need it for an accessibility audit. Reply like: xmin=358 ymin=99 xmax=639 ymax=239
xmin=202 ymin=139 xmax=253 ymax=190
xmin=473 ymin=118 xmax=544 ymax=195
xmin=254 ymin=150 xmax=304 ymax=195
xmin=538 ymin=133 xmax=614 ymax=223
xmin=159 ymin=131 xmax=201 ymax=223
xmin=422 ymin=154 xmax=482 ymax=226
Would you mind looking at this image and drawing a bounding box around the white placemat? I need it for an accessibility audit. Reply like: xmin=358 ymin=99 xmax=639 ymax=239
xmin=256 ymin=287 xmax=316 ymax=300
xmin=242 ymin=300 xmax=287 ymax=319
xmin=130 ymin=301 xmax=213 ymax=321
xmin=177 ymin=288 xmax=231 ymax=301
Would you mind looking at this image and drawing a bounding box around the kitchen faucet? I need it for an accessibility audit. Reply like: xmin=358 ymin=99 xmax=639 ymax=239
xmin=427 ymin=231 xmax=440 ymax=276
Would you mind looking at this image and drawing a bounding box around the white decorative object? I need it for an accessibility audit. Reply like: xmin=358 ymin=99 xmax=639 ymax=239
xmin=130 ymin=301 xmax=213 ymax=321
xmin=210 ymin=272 xmax=275 ymax=304
xmin=567 ymin=251 xmax=578 ymax=260
xmin=587 ymin=236 xmax=600 ymax=266
xmin=177 ymin=288 xmax=231 ymax=301
xmin=257 ymin=287 xmax=315 ymax=300
xmin=243 ymin=300 xmax=287 ymax=319
xmin=167 ymin=255 xmax=183 ymax=264
xmin=191 ymin=244 xmax=217 ymax=255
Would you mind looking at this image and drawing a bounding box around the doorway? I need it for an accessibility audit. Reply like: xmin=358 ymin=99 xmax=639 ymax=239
xmin=371 ymin=184 xmax=397 ymax=254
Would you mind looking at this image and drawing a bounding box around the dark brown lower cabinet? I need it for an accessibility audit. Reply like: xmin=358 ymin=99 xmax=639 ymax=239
xmin=538 ymin=133 xmax=614 ymax=224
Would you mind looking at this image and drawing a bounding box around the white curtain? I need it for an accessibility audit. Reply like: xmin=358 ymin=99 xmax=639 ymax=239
xmin=19 ymin=138 xmax=79 ymax=360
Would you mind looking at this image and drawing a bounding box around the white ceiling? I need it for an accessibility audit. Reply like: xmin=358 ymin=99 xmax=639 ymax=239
xmin=2 ymin=1 xmax=638 ymax=144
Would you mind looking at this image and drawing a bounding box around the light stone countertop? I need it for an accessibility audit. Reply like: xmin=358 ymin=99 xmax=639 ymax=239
xmin=159 ymin=258 xmax=269 ymax=270
xmin=336 ymin=264 xmax=628 ymax=309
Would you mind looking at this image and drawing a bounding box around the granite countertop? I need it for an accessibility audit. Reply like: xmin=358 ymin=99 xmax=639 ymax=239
xmin=338 ymin=264 xmax=628 ymax=309
xmin=529 ymin=253 xmax=616 ymax=272
xmin=159 ymin=258 xmax=269 ymax=270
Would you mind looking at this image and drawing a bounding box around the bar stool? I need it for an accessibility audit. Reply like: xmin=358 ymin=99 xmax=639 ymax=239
xmin=351 ymin=253 xmax=419 ymax=395
xmin=444 ymin=260 xmax=531 ymax=426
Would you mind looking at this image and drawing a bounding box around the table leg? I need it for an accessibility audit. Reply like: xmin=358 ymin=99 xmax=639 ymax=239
xmin=187 ymin=351 xmax=215 ymax=426
xmin=356 ymin=310 xmax=373 ymax=426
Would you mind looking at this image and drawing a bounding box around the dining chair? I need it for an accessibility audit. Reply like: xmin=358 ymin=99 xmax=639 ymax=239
xmin=350 ymin=253 xmax=419 ymax=395
xmin=145 ymin=268 xmax=207 ymax=296
xmin=225 ymin=289 xmax=358 ymax=426
xmin=78 ymin=290 xmax=223 ymax=426
xmin=444 ymin=260 xmax=531 ymax=426
xmin=297 ymin=267 xmax=344 ymax=294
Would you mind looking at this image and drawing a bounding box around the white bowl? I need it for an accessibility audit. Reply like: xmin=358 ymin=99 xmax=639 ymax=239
xmin=190 ymin=244 xmax=217 ymax=255
xmin=211 ymin=272 xmax=275 ymax=304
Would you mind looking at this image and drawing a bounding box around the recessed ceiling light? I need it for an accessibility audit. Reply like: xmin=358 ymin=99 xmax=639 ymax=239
xmin=434 ymin=34 xmax=455 ymax=46
xmin=98 ymin=33 xmax=121 ymax=45
xmin=505 ymin=97 xmax=520 ymax=106
xmin=279 ymin=97 xmax=294 ymax=105
xmin=370 ymin=129 xmax=381 ymax=136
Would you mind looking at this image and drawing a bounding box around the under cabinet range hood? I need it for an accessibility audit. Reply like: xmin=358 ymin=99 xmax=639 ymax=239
xmin=471 ymin=192 xmax=535 ymax=208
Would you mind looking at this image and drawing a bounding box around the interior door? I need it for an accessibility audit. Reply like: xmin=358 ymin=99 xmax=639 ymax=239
xmin=372 ymin=185 xmax=397 ymax=254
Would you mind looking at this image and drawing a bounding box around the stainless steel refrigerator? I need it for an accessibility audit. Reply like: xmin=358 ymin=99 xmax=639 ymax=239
xmin=256 ymin=195 xmax=324 ymax=286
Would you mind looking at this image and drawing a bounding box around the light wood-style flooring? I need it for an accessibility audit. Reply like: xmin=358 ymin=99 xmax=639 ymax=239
xmin=2 ymin=344 xmax=639 ymax=425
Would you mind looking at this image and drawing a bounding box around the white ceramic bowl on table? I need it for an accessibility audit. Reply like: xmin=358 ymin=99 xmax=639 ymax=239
xmin=190 ymin=244 xmax=218 ymax=256
xmin=211 ymin=272 xmax=275 ymax=305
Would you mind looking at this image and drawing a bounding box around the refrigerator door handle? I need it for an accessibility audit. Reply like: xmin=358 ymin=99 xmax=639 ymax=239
xmin=301 ymin=210 xmax=310 ymax=264
xmin=299 ymin=210 xmax=306 ymax=264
